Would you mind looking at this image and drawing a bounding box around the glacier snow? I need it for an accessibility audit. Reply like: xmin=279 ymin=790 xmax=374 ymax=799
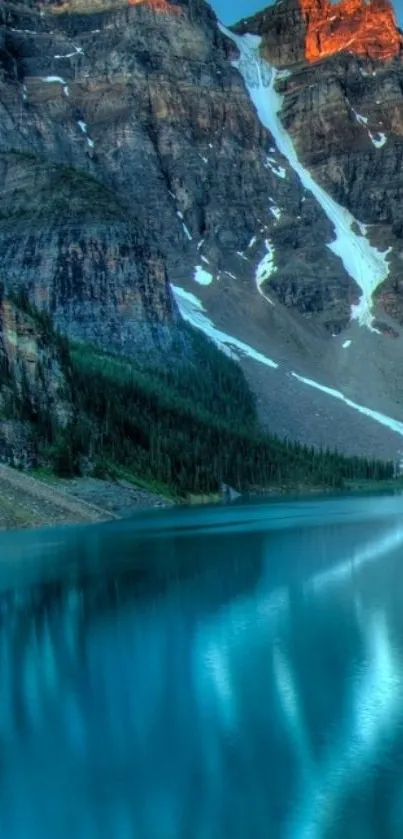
xmin=255 ymin=240 xmax=276 ymax=305
xmin=171 ymin=285 xmax=278 ymax=368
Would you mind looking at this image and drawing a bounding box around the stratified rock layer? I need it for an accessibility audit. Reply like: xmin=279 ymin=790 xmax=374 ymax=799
xmin=0 ymin=0 xmax=356 ymax=350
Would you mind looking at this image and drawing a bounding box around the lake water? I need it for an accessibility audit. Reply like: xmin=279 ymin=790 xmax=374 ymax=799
xmin=1 ymin=495 xmax=403 ymax=838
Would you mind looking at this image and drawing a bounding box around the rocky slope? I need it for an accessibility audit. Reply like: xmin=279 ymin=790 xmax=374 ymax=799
xmin=2 ymin=0 xmax=403 ymax=462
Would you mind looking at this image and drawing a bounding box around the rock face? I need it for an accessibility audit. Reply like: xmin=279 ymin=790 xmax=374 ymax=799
xmin=301 ymin=0 xmax=402 ymax=63
xmin=0 ymin=0 xmax=357 ymax=345
xmin=233 ymin=0 xmax=307 ymax=67
xmin=236 ymin=0 xmax=403 ymax=327
xmin=0 ymin=288 xmax=71 ymax=466
xmin=272 ymin=12 xmax=403 ymax=324
xmin=235 ymin=0 xmax=402 ymax=65
xmin=0 ymin=154 xmax=176 ymax=358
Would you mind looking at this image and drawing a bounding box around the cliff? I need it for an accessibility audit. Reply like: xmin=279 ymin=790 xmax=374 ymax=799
xmin=234 ymin=0 xmax=403 ymax=65
xmin=301 ymin=0 xmax=403 ymax=63
xmin=0 ymin=0 xmax=357 ymax=344
xmin=0 ymin=288 xmax=71 ymax=467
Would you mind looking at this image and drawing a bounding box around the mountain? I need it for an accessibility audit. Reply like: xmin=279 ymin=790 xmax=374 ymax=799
xmin=235 ymin=0 xmax=402 ymax=65
xmin=1 ymin=0 xmax=403 ymax=491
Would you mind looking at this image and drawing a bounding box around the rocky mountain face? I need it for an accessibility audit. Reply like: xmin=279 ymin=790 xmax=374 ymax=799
xmin=2 ymin=0 xmax=403 ymax=460
xmin=234 ymin=0 xmax=402 ymax=65
xmin=0 ymin=0 xmax=359 ymax=339
xmin=0 ymin=287 xmax=71 ymax=466
xmin=233 ymin=0 xmax=307 ymax=68
xmin=301 ymin=0 xmax=402 ymax=63
xmin=271 ymin=1 xmax=403 ymax=326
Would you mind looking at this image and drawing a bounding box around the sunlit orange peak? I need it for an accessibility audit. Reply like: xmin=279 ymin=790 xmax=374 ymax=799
xmin=128 ymin=0 xmax=181 ymax=12
xmin=300 ymin=0 xmax=403 ymax=61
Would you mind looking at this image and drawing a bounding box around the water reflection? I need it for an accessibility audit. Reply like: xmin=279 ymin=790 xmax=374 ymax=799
xmin=0 ymin=502 xmax=403 ymax=836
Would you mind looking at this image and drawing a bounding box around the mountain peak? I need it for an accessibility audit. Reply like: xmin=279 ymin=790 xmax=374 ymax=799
xmin=233 ymin=0 xmax=402 ymax=66
xmin=301 ymin=0 xmax=403 ymax=62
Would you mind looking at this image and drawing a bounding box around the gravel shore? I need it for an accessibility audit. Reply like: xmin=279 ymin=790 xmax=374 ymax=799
xmin=0 ymin=466 xmax=172 ymax=530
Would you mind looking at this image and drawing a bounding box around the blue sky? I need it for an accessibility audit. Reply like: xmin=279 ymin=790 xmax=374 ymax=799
xmin=210 ymin=0 xmax=403 ymax=25
xmin=211 ymin=0 xmax=267 ymax=23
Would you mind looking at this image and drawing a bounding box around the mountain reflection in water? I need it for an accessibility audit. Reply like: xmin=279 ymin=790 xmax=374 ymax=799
xmin=1 ymin=496 xmax=403 ymax=838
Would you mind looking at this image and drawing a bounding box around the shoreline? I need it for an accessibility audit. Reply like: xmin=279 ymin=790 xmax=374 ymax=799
xmin=0 ymin=466 xmax=173 ymax=531
xmin=1 ymin=465 xmax=402 ymax=532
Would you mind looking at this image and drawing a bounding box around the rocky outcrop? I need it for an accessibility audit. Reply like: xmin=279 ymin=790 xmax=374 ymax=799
xmin=0 ymin=420 xmax=37 ymax=468
xmin=234 ymin=0 xmax=402 ymax=66
xmin=233 ymin=0 xmax=307 ymax=67
xmin=0 ymin=153 xmax=176 ymax=357
xmin=301 ymin=0 xmax=402 ymax=63
xmin=0 ymin=287 xmax=72 ymax=466
xmin=0 ymin=291 xmax=70 ymax=423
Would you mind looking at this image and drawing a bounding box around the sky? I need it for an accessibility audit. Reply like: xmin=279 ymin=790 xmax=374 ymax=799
xmin=210 ymin=0 xmax=267 ymax=25
xmin=210 ymin=0 xmax=403 ymax=25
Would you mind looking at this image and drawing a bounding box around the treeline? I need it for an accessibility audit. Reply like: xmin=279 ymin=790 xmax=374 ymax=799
xmin=2 ymin=292 xmax=394 ymax=495
xmin=57 ymin=332 xmax=394 ymax=493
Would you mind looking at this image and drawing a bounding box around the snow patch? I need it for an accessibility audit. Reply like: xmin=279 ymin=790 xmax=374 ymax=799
xmin=351 ymin=105 xmax=387 ymax=149
xmin=236 ymin=251 xmax=249 ymax=261
xmin=77 ymin=120 xmax=94 ymax=148
xmin=194 ymin=266 xmax=213 ymax=285
xmin=269 ymin=199 xmax=281 ymax=220
xmin=248 ymin=235 xmax=257 ymax=248
xmin=276 ymin=68 xmax=292 ymax=79
xmin=225 ymin=271 xmax=237 ymax=279
xmin=11 ymin=27 xmax=39 ymax=33
xmin=342 ymin=340 xmax=352 ymax=349
xmin=176 ymin=210 xmax=193 ymax=238
xmin=201 ymin=255 xmax=210 ymax=264
xmin=197 ymin=239 xmax=204 ymax=251
xmin=41 ymin=75 xmax=70 ymax=97
xmin=256 ymin=240 xmax=276 ymax=305
xmin=370 ymin=132 xmax=387 ymax=149
xmin=352 ymin=108 xmax=368 ymax=126
xmin=54 ymin=45 xmax=84 ymax=58
xmin=172 ymin=285 xmax=278 ymax=368
xmin=291 ymin=372 xmax=403 ymax=437
xmin=41 ymin=75 xmax=66 ymax=84
xmin=265 ymin=156 xmax=287 ymax=179
xmin=218 ymin=25 xmax=390 ymax=330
